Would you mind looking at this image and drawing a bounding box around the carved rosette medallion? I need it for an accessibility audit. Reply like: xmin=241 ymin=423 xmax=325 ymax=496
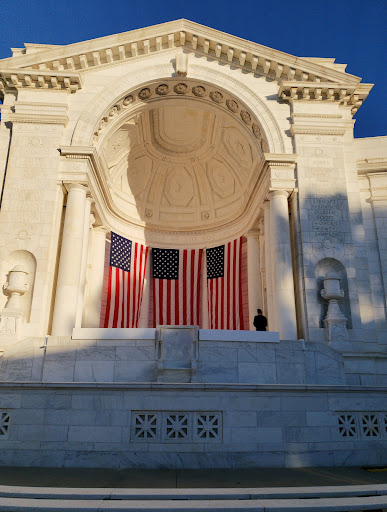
xmin=240 ymin=110 xmax=252 ymax=124
xmin=192 ymin=85 xmax=207 ymax=97
xmin=174 ymin=83 xmax=189 ymax=94
xmin=252 ymin=123 xmax=261 ymax=138
xmin=226 ymin=99 xmax=239 ymax=113
xmin=139 ymin=87 xmax=152 ymax=100
xmin=122 ymin=95 xmax=133 ymax=106
xmin=156 ymin=84 xmax=169 ymax=95
xmin=210 ymin=91 xmax=223 ymax=103
xmin=109 ymin=105 xmax=119 ymax=117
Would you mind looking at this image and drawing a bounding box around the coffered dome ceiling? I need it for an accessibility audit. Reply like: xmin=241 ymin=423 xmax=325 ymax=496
xmin=99 ymin=80 xmax=268 ymax=232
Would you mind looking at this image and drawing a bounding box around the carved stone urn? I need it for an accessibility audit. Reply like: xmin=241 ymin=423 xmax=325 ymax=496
xmin=3 ymin=265 xmax=29 ymax=312
xmin=320 ymin=272 xmax=348 ymax=342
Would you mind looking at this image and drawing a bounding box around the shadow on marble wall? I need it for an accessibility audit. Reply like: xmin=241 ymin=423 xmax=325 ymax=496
xmin=0 ymin=334 xmax=346 ymax=386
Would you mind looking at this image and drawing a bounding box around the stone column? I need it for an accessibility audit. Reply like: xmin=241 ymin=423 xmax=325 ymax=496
xmin=258 ymin=218 xmax=267 ymax=317
xmin=83 ymin=226 xmax=109 ymax=328
xmin=75 ymin=198 xmax=93 ymax=328
xmin=268 ymin=190 xmax=297 ymax=340
xmin=245 ymin=229 xmax=262 ymax=331
xmin=263 ymin=201 xmax=275 ymax=331
xmin=51 ymin=184 xmax=88 ymax=336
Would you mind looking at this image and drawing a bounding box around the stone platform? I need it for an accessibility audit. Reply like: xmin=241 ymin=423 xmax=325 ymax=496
xmin=0 ymin=328 xmax=386 ymax=469
xmin=0 ymin=381 xmax=386 ymax=469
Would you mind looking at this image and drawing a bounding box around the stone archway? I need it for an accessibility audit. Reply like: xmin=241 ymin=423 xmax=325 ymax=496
xmin=93 ymin=77 xmax=268 ymax=238
xmin=72 ymin=63 xmax=285 ymax=154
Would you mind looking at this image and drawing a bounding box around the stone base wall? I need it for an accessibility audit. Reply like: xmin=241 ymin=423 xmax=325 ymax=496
xmin=0 ymin=383 xmax=386 ymax=468
xmin=0 ymin=333 xmax=347 ymax=385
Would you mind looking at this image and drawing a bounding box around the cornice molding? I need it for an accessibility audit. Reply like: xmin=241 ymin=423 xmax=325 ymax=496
xmin=279 ymin=81 xmax=373 ymax=115
xmin=263 ymin=153 xmax=297 ymax=166
xmin=0 ymin=68 xmax=82 ymax=93
xmin=7 ymin=113 xmax=68 ymax=124
xmin=357 ymin=158 xmax=387 ymax=174
xmin=0 ymin=20 xmax=362 ymax=86
xmin=290 ymin=126 xmax=347 ymax=136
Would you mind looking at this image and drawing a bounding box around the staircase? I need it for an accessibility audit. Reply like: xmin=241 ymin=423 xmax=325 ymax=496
xmin=0 ymin=484 xmax=386 ymax=511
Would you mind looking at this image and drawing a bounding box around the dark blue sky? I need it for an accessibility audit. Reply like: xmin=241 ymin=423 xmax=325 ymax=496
xmin=1 ymin=0 xmax=385 ymax=138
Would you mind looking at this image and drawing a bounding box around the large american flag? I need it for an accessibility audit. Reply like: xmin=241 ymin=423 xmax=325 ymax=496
xmin=152 ymin=248 xmax=203 ymax=326
xmin=207 ymin=237 xmax=244 ymax=330
xmin=104 ymin=233 xmax=149 ymax=328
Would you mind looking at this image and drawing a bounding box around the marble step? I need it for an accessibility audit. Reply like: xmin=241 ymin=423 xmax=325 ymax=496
xmin=0 ymin=484 xmax=386 ymax=500
xmin=0 ymin=494 xmax=386 ymax=511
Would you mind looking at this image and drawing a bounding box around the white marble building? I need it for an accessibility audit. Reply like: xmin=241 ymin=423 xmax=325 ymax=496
xmin=0 ymin=20 xmax=386 ymax=468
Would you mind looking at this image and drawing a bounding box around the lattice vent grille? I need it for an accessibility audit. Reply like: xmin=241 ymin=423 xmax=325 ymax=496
xmin=131 ymin=411 xmax=222 ymax=442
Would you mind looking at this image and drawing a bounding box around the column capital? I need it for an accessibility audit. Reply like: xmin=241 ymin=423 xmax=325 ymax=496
xmin=93 ymin=225 xmax=109 ymax=236
xmin=262 ymin=200 xmax=271 ymax=211
xmin=267 ymin=190 xmax=289 ymax=200
xmin=245 ymin=229 xmax=259 ymax=240
xmin=65 ymin=183 xmax=89 ymax=195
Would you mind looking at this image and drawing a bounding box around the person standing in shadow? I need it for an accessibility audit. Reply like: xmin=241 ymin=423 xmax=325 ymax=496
xmin=253 ymin=309 xmax=267 ymax=331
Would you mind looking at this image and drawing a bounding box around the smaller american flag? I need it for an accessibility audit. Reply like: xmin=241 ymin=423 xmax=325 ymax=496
xmin=207 ymin=238 xmax=244 ymax=330
xmin=104 ymin=233 xmax=148 ymax=328
xmin=152 ymin=247 xmax=202 ymax=326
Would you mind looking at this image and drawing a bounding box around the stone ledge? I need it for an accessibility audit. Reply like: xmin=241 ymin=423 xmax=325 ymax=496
xmin=72 ymin=328 xmax=156 ymax=340
xmin=199 ymin=330 xmax=280 ymax=343
xmin=0 ymin=483 xmax=386 ymax=500
xmin=0 ymin=381 xmax=386 ymax=393
xmin=72 ymin=328 xmax=280 ymax=343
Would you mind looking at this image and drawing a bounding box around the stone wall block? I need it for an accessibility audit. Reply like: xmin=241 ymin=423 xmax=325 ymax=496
xmin=276 ymin=363 xmax=306 ymax=384
xmin=16 ymin=425 xmax=69 ymax=442
xmin=76 ymin=346 xmax=116 ymax=361
xmin=238 ymin=362 xmax=277 ymax=384
xmin=281 ymin=396 xmax=328 ymax=411
xmin=283 ymin=426 xmax=332 ymax=443
xmin=42 ymin=361 xmax=75 ymax=381
xmin=115 ymin=346 xmax=155 ymax=361
xmin=197 ymin=362 xmax=238 ymax=383
xmin=114 ymin=361 xmax=157 ymax=382
xmin=223 ymin=411 xmax=257 ymax=427
xmin=231 ymin=427 xmax=283 ymax=443
xmin=71 ymin=394 xmax=124 ymax=410
xmin=74 ymin=361 xmax=115 ymax=382
xmin=68 ymin=426 xmax=122 ymax=443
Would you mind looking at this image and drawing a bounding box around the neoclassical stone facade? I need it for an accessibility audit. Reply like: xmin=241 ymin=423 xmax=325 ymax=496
xmin=0 ymin=20 xmax=386 ymax=468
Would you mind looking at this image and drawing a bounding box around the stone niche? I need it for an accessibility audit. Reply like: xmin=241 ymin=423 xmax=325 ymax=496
xmin=315 ymin=258 xmax=352 ymax=336
xmin=97 ymin=79 xmax=266 ymax=233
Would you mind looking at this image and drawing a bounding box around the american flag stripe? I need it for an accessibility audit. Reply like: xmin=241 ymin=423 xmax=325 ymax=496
xmin=104 ymin=238 xmax=148 ymax=328
xmin=207 ymin=237 xmax=244 ymax=330
xmin=153 ymin=248 xmax=202 ymax=326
